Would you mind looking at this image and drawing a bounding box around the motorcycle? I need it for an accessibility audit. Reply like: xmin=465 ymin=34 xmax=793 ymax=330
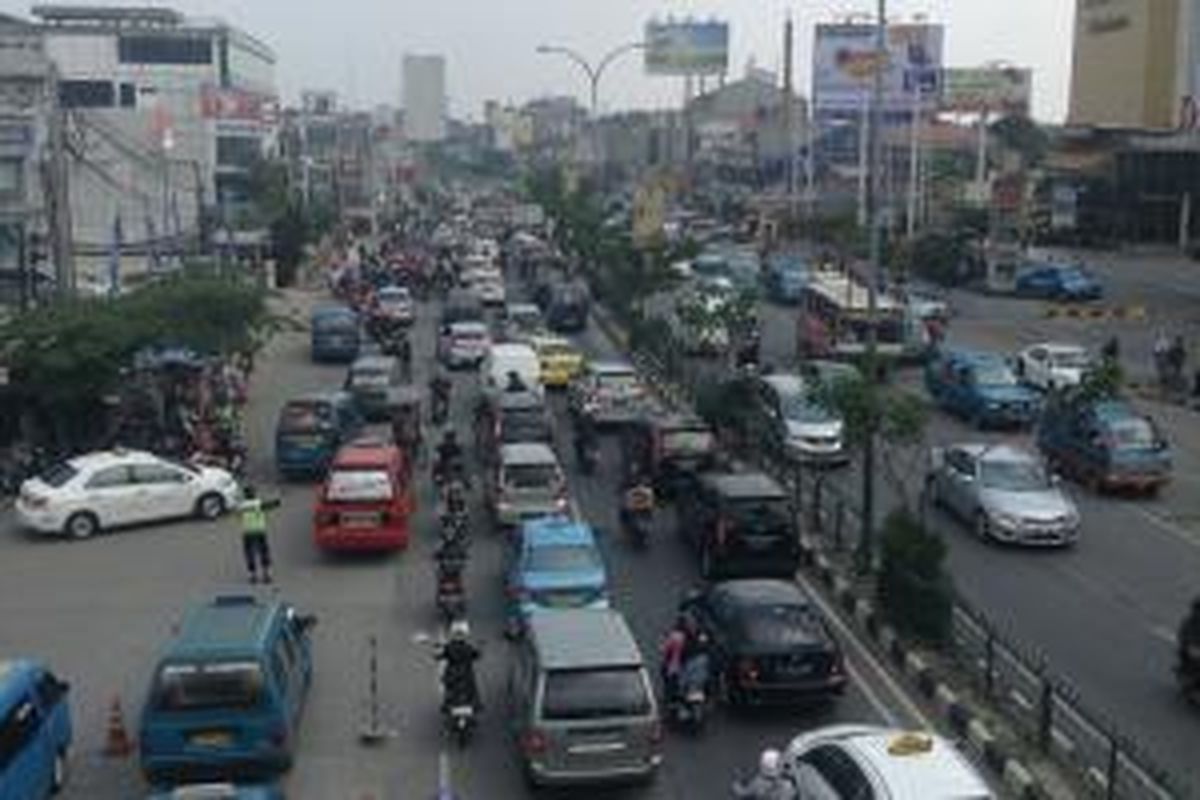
xmin=431 ymin=386 xmax=451 ymax=426
xmin=669 ymin=653 xmax=710 ymax=733
xmin=435 ymin=563 xmax=467 ymax=622
xmin=620 ymin=485 xmax=655 ymax=549
xmin=575 ymin=435 xmax=599 ymax=475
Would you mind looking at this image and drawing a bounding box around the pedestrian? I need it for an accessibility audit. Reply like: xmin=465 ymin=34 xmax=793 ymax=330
xmin=238 ymin=485 xmax=281 ymax=584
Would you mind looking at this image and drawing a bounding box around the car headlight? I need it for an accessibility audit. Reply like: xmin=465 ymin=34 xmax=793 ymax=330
xmin=990 ymin=510 xmax=1022 ymax=529
xmin=986 ymin=401 xmax=1002 ymax=411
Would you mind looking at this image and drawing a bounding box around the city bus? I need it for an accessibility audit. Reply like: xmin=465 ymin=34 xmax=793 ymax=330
xmin=795 ymin=269 xmax=926 ymax=362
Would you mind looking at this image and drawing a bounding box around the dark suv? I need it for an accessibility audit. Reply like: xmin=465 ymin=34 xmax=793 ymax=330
xmin=676 ymin=471 xmax=798 ymax=580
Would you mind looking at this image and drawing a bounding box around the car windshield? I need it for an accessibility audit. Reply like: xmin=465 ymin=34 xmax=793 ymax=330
xmin=378 ymin=289 xmax=408 ymax=303
xmin=541 ymin=668 xmax=651 ymax=720
xmin=661 ymin=428 xmax=715 ymax=456
xmin=541 ymin=343 xmax=573 ymax=358
xmin=1050 ymin=350 xmax=1090 ymax=369
xmin=980 ymin=459 xmax=1050 ymax=491
xmin=1109 ymin=417 xmax=1158 ymax=449
xmin=37 ymin=461 xmax=78 ymax=487
xmin=314 ymin=314 xmax=355 ymax=333
xmin=505 ymin=462 xmax=559 ymax=489
xmin=526 ymin=543 xmax=600 ymax=573
xmin=974 ymin=364 xmax=1018 ymax=387
xmin=326 ymin=468 xmax=394 ymax=502
xmin=597 ymin=372 xmax=638 ymax=392
xmin=511 ymin=311 xmax=541 ymax=328
xmin=352 ymin=367 xmax=389 ymax=385
xmin=727 ymin=497 xmax=790 ymax=528
xmin=279 ymin=401 xmax=334 ymax=432
xmin=779 ymin=390 xmax=833 ymax=423
xmin=153 ymin=660 xmax=264 ymax=712
xmin=738 ymin=603 xmax=825 ymax=648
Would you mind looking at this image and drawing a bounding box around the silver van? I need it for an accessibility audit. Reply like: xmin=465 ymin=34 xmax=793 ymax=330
xmin=489 ymin=443 xmax=568 ymax=532
xmin=509 ymin=609 xmax=662 ymax=787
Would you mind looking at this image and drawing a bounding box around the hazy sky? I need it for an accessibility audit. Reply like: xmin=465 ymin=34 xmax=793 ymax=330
xmin=7 ymin=1 xmax=1076 ymax=121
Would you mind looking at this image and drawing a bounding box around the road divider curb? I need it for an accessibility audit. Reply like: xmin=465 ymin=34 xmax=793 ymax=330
xmin=1043 ymin=303 xmax=1146 ymax=321
xmin=587 ymin=296 xmax=1053 ymax=799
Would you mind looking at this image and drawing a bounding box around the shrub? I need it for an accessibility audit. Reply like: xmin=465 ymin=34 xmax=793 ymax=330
xmin=877 ymin=510 xmax=953 ymax=645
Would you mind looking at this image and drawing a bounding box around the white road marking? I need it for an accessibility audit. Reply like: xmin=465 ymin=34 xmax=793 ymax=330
xmin=1129 ymin=504 xmax=1200 ymax=549
xmin=795 ymin=569 xmax=934 ymax=730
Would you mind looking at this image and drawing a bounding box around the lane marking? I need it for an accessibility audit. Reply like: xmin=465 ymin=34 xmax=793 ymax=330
xmin=1129 ymin=504 xmax=1200 ymax=549
xmin=795 ymin=569 xmax=934 ymax=730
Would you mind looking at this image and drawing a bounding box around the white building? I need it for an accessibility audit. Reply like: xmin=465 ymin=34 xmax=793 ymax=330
xmin=31 ymin=4 xmax=276 ymax=283
xmin=402 ymin=53 xmax=445 ymax=143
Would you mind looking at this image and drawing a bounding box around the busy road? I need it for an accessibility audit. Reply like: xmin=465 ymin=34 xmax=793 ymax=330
xmin=754 ymin=252 xmax=1200 ymax=790
xmin=0 ymin=274 xmax=944 ymax=799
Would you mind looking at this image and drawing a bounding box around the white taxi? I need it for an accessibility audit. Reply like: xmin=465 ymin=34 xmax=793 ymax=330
xmin=783 ymin=726 xmax=994 ymax=799
xmin=16 ymin=449 xmax=241 ymax=539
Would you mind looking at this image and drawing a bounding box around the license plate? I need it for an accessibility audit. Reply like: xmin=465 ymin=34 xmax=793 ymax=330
xmin=189 ymin=730 xmax=233 ymax=747
xmin=541 ymin=592 xmax=586 ymax=608
xmin=285 ymin=435 xmax=321 ymax=448
xmin=341 ymin=512 xmax=380 ymax=528
xmin=781 ymin=660 xmax=815 ymax=678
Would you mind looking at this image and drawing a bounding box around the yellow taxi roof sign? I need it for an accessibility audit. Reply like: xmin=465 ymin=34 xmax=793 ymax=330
xmin=887 ymin=732 xmax=935 ymax=756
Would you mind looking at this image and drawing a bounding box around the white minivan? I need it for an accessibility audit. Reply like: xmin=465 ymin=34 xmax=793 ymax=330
xmin=482 ymin=343 xmax=544 ymax=400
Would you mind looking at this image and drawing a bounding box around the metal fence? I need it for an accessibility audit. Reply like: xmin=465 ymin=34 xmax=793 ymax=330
xmin=622 ymin=330 xmax=1192 ymax=800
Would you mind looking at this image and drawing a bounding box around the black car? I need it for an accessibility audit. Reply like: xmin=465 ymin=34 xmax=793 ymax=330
xmin=676 ymin=471 xmax=798 ymax=579
xmin=682 ymin=579 xmax=846 ymax=706
xmin=476 ymin=390 xmax=554 ymax=463
xmin=545 ymin=284 xmax=590 ymax=332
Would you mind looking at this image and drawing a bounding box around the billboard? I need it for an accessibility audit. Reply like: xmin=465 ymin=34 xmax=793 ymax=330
xmin=812 ymin=23 xmax=944 ymax=113
xmin=644 ymin=20 xmax=729 ymax=76
xmin=942 ymin=68 xmax=1032 ymax=114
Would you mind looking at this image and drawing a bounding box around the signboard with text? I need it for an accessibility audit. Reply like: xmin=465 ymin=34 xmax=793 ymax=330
xmin=942 ymin=67 xmax=1032 ymax=114
xmin=813 ymin=23 xmax=944 ymax=113
xmin=644 ymin=19 xmax=729 ymax=76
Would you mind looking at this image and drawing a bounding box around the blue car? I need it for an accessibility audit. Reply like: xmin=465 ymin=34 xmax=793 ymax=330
xmin=1015 ymin=262 xmax=1103 ymax=301
xmin=925 ymin=349 xmax=1040 ymax=429
xmin=310 ymin=305 xmax=361 ymax=363
xmin=274 ymin=391 xmax=364 ymax=479
xmin=0 ymin=660 xmax=72 ymax=800
xmin=505 ymin=517 xmax=609 ymax=637
xmin=148 ymin=784 xmax=283 ymax=799
xmin=1037 ymin=396 xmax=1171 ymax=495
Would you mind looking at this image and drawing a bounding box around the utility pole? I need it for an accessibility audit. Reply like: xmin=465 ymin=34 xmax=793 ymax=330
xmin=783 ymin=13 xmax=796 ymax=220
xmin=858 ymin=0 xmax=887 ymax=576
xmin=44 ymin=104 xmax=73 ymax=296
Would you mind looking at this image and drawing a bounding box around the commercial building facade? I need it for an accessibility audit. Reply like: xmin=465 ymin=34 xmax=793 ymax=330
xmin=31 ymin=4 xmax=276 ymax=284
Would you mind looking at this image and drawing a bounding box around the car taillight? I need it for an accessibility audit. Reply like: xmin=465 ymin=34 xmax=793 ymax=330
xmin=316 ymin=511 xmax=337 ymax=526
xmin=737 ymin=658 xmax=759 ymax=685
xmin=522 ymin=729 xmax=547 ymax=756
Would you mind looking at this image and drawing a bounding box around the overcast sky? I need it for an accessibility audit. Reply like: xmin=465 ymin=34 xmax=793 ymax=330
xmin=8 ymin=0 xmax=1077 ymax=121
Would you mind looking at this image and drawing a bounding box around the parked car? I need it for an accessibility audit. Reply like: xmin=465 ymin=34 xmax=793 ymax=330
xmin=139 ymin=595 xmax=316 ymax=784
xmin=437 ymin=320 xmax=491 ymax=369
xmin=373 ymin=285 xmax=414 ymax=326
xmin=0 ymin=659 xmax=71 ymax=799
xmin=569 ymin=361 xmax=649 ymax=427
xmin=924 ymin=349 xmax=1040 ymax=429
xmin=274 ymin=391 xmax=364 ymax=479
xmin=16 ymin=450 xmax=239 ymax=539
xmin=1015 ymin=262 xmax=1103 ymax=301
xmin=926 ymin=443 xmax=1080 ymax=546
xmin=675 ymin=471 xmax=798 ymax=579
xmin=488 ymin=442 xmax=569 ymax=532
xmin=1016 ymin=342 xmax=1092 ymax=392
xmin=506 ymin=516 xmax=609 ymax=635
xmin=681 ymin=579 xmax=846 ymax=707
xmin=1037 ymin=394 xmax=1171 ymax=494
xmin=781 ymin=726 xmax=994 ymax=799
xmin=313 ymin=438 xmax=413 ymax=552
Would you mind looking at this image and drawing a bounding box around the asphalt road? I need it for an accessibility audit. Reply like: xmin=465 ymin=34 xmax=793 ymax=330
xmin=0 ymin=281 xmax=936 ymax=800
xmin=753 ymin=264 xmax=1200 ymax=792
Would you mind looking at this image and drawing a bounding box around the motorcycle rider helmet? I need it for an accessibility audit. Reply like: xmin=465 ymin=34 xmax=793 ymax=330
xmin=449 ymin=619 xmax=471 ymax=641
xmin=758 ymin=748 xmax=783 ymax=779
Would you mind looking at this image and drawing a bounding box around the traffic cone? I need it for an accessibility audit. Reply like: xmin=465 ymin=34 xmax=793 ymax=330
xmin=103 ymin=695 xmax=133 ymax=758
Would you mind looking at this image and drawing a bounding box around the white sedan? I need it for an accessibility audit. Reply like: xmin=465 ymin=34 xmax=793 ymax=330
xmin=475 ymin=278 xmax=507 ymax=306
xmin=15 ymin=449 xmax=241 ymax=539
xmin=1016 ymin=342 xmax=1092 ymax=391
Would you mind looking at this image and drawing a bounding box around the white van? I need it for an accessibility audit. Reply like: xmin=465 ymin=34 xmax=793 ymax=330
xmin=482 ymin=343 xmax=544 ymax=400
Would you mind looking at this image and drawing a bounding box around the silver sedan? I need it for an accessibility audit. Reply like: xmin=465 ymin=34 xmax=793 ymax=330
xmin=925 ymin=443 xmax=1080 ymax=547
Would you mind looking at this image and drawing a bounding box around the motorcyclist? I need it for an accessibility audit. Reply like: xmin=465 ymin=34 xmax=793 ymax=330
xmin=438 ymin=620 xmax=482 ymax=711
xmin=573 ymin=411 xmax=598 ymax=467
xmin=429 ymin=371 xmax=452 ymax=424
xmin=435 ymin=430 xmax=464 ymax=483
xmin=736 ymin=328 xmax=761 ymax=370
xmin=660 ymin=614 xmax=692 ymax=702
xmin=732 ymin=749 xmax=797 ymax=800
xmin=1178 ymin=596 xmax=1200 ymax=689
xmin=505 ymin=370 xmax=528 ymax=393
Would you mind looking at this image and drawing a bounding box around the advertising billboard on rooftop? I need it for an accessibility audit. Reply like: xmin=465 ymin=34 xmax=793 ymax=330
xmin=812 ymin=23 xmax=943 ymax=113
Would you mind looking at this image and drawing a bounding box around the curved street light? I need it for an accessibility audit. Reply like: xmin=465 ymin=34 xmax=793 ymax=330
xmin=535 ymin=41 xmax=645 ymax=119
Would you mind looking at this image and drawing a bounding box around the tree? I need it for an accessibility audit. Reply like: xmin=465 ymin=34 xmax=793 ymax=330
xmin=877 ymin=509 xmax=953 ymax=644
xmin=990 ymin=115 xmax=1050 ymax=169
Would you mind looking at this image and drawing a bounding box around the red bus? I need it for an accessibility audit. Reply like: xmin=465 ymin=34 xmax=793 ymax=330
xmin=314 ymin=438 xmax=413 ymax=552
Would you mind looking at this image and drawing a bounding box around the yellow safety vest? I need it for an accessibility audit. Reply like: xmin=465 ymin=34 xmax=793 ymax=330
xmin=240 ymin=498 xmax=267 ymax=536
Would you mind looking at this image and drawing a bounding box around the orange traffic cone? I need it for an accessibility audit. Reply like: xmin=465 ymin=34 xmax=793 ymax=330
xmin=103 ymin=695 xmax=133 ymax=758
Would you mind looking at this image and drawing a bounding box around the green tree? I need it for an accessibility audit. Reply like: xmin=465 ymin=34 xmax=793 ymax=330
xmin=990 ymin=115 xmax=1050 ymax=168
xmin=877 ymin=509 xmax=953 ymax=644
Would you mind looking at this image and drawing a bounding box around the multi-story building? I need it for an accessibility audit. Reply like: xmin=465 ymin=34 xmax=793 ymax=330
xmin=402 ymin=53 xmax=445 ymax=143
xmin=0 ymin=12 xmax=67 ymax=304
xmin=1068 ymin=0 xmax=1200 ymax=129
xmin=30 ymin=4 xmax=276 ymax=282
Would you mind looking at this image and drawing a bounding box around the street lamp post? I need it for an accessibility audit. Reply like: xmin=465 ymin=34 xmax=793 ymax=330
xmin=536 ymin=41 xmax=645 ymax=167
